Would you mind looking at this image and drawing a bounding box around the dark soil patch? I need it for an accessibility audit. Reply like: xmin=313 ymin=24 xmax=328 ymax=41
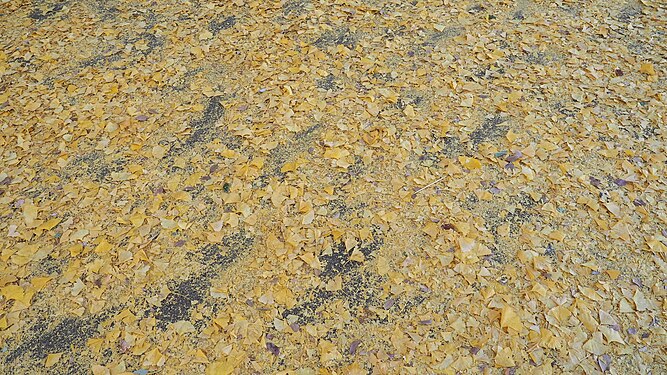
xmin=422 ymin=27 xmax=463 ymax=47
xmin=80 ymin=51 xmax=123 ymax=69
xmin=497 ymin=207 xmax=532 ymax=236
xmin=516 ymin=192 xmax=541 ymax=209
xmin=209 ymin=16 xmax=236 ymax=33
xmin=31 ymin=255 xmax=64 ymax=276
xmin=155 ymin=231 xmax=253 ymax=328
xmin=133 ymin=32 xmax=164 ymax=56
xmin=167 ymin=96 xmax=236 ymax=158
xmin=484 ymin=245 xmax=511 ymax=265
xmin=370 ymin=72 xmax=394 ymax=82
xmin=545 ymin=243 xmax=557 ymax=258
xmin=439 ymin=136 xmax=463 ymax=158
xmin=316 ymin=74 xmax=339 ymax=91
xmin=282 ymin=271 xmax=384 ymax=325
xmin=156 ymin=274 xmax=210 ymax=327
xmin=522 ymin=51 xmax=555 ymax=65
xmin=616 ymin=3 xmax=642 ymax=23
xmin=259 ymin=123 xmax=322 ymax=182
xmin=553 ymin=102 xmax=577 ymax=119
xmin=326 ymin=199 xmax=348 ymax=218
xmin=282 ymin=269 xmax=429 ymax=326
xmin=86 ymin=0 xmax=120 ymax=20
xmin=283 ymin=0 xmax=311 ymax=17
xmin=5 ymin=312 xmax=110 ymax=364
xmin=65 ymin=151 xmax=128 ymax=183
xmin=314 ymin=28 xmax=358 ymax=50
xmin=29 ymin=2 xmax=66 ymax=21
xmin=382 ymin=25 xmax=406 ymax=42
xmin=469 ymin=115 xmax=508 ymax=147
xmin=346 ymin=155 xmax=366 ymax=178
xmin=319 ymin=231 xmax=383 ymax=280
xmin=186 ymin=96 xmax=227 ymax=147
xmin=418 ymin=134 xmax=463 ymax=165
xmin=201 ymin=231 xmax=254 ymax=270
xmin=395 ymin=93 xmax=425 ymax=110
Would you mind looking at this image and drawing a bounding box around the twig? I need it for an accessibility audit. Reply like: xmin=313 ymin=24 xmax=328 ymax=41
xmin=413 ymin=176 xmax=445 ymax=195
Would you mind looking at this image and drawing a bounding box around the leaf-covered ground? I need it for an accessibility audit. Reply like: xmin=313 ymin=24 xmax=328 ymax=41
xmin=0 ymin=0 xmax=666 ymax=374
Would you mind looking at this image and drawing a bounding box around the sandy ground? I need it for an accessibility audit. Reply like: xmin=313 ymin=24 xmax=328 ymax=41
xmin=0 ymin=0 xmax=666 ymax=374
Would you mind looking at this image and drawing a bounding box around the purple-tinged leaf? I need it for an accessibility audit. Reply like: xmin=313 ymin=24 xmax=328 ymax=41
xmin=289 ymin=323 xmax=300 ymax=332
xmin=589 ymin=176 xmax=602 ymax=188
xmin=384 ymin=298 xmax=396 ymax=310
xmin=505 ymin=150 xmax=523 ymax=162
xmin=633 ymin=199 xmax=646 ymax=206
xmin=136 ymin=115 xmax=149 ymax=122
xmin=441 ymin=223 xmax=456 ymax=230
xmin=597 ymin=354 xmax=611 ymax=372
xmin=613 ymin=178 xmax=628 ymax=187
xmin=627 ymin=327 xmax=637 ymax=335
xmin=419 ymin=319 xmax=433 ymax=325
xmin=349 ymin=339 xmax=362 ymax=355
xmin=118 ymin=339 xmax=130 ymax=353
xmin=266 ymin=342 xmax=280 ymax=356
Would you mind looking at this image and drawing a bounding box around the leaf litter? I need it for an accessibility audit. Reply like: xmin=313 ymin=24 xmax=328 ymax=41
xmin=0 ymin=0 xmax=665 ymax=374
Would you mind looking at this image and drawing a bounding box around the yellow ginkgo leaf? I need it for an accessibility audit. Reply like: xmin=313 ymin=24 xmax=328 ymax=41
xmin=458 ymin=156 xmax=482 ymax=169
xmin=639 ymin=62 xmax=656 ymax=76
xmin=495 ymin=347 xmax=515 ymax=367
xmin=36 ymin=218 xmax=61 ymax=232
xmin=1 ymin=285 xmax=24 ymax=301
xmin=45 ymin=353 xmax=63 ymax=368
xmin=500 ymin=305 xmax=523 ymax=333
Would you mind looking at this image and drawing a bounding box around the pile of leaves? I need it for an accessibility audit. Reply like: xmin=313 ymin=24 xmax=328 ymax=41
xmin=0 ymin=0 xmax=665 ymax=373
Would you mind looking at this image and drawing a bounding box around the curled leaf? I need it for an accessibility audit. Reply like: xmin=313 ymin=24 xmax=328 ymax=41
xmin=505 ymin=150 xmax=523 ymax=162
xmin=597 ymin=354 xmax=611 ymax=372
xmin=266 ymin=342 xmax=280 ymax=356
xmin=349 ymin=339 xmax=362 ymax=355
